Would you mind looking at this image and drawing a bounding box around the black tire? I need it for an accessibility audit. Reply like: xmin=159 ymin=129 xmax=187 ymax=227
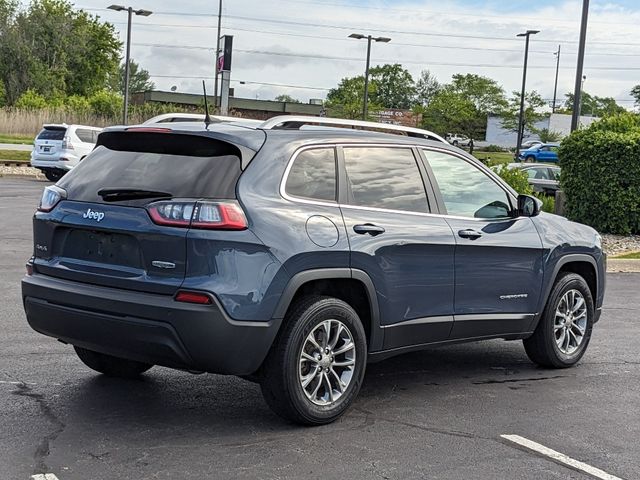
xmin=452 ymin=140 xmax=459 ymax=146
xmin=525 ymin=155 xmax=536 ymax=163
xmin=44 ymin=170 xmax=63 ymax=182
xmin=524 ymin=272 xmax=594 ymax=368
xmin=74 ymin=346 xmax=153 ymax=378
xmin=260 ymin=296 xmax=367 ymax=425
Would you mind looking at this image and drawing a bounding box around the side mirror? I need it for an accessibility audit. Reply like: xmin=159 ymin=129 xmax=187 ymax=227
xmin=517 ymin=194 xmax=542 ymax=217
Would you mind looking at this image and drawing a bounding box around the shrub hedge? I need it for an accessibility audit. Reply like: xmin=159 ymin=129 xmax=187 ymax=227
xmin=559 ymin=112 xmax=640 ymax=234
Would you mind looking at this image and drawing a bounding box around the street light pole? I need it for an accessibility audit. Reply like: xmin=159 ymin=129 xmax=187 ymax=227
xmin=123 ymin=6 xmax=132 ymax=125
xmin=552 ymin=44 xmax=561 ymax=113
xmin=516 ymin=30 xmax=539 ymax=152
xmin=214 ymin=0 xmax=222 ymax=111
xmin=349 ymin=33 xmax=391 ymax=121
xmin=571 ymin=0 xmax=590 ymax=131
xmin=362 ymin=36 xmax=372 ymax=121
xmin=108 ymin=4 xmax=152 ymax=125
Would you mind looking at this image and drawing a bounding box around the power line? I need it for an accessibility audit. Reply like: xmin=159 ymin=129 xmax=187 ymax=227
xmin=148 ymin=76 xmax=330 ymax=90
xmin=82 ymin=2 xmax=640 ymax=27
xmin=139 ymin=44 xmax=640 ymax=71
xmin=91 ymin=8 xmax=640 ymax=48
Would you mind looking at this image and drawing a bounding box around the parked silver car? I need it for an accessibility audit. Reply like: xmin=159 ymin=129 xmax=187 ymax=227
xmin=509 ymin=163 xmax=560 ymax=196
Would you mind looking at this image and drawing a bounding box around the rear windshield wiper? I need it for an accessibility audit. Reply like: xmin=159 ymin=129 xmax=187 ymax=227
xmin=97 ymin=188 xmax=173 ymax=202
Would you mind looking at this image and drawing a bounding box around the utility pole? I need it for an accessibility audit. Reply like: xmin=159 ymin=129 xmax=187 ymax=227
xmin=516 ymin=30 xmax=539 ymax=152
xmin=349 ymin=33 xmax=391 ymax=121
xmin=552 ymin=45 xmax=561 ymax=113
xmin=571 ymin=0 xmax=590 ymax=131
xmin=214 ymin=0 xmax=222 ymax=111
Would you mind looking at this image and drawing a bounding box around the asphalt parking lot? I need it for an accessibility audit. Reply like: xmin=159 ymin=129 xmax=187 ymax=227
xmin=1 ymin=177 xmax=638 ymax=480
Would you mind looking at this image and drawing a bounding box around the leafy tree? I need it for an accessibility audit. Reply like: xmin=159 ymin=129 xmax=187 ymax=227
xmin=0 ymin=0 xmax=121 ymax=103
xmin=422 ymin=90 xmax=484 ymax=152
xmin=325 ymin=64 xmax=415 ymax=117
xmin=563 ymin=91 xmax=625 ymax=117
xmin=108 ymin=59 xmax=155 ymax=95
xmin=415 ymin=70 xmax=440 ymax=107
xmin=274 ymin=94 xmax=300 ymax=103
xmin=500 ymin=90 xmax=547 ymax=135
xmin=538 ymin=128 xmax=562 ymax=143
xmin=632 ymin=85 xmax=640 ymax=109
xmin=325 ymin=75 xmax=381 ymax=120
xmin=449 ymin=74 xmax=507 ymax=113
xmin=368 ymin=63 xmax=416 ymax=109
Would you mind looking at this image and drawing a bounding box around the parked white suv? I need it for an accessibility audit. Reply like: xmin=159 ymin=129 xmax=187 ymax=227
xmin=31 ymin=124 xmax=102 ymax=182
xmin=445 ymin=133 xmax=471 ymax=147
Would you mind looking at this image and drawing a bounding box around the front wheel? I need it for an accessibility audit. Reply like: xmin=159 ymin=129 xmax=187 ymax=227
xmin=260 ymin=296 xmax=367 ymax=425
xmin=74 ymin=346 xmax=153 ymax=378
xmin=525 ymin=155 xmax=536 ymax=163
xmin=523 ymin=273 xmax=594 ymax=368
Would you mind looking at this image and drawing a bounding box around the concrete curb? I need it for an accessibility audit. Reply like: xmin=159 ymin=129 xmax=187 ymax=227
xmin=607 ymin=259 xmax=640 ymax=273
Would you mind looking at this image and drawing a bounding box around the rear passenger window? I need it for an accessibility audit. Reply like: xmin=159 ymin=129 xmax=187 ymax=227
xmin=76 ymin=129 xmax=95 ymax=143
xmin=285 ymin=148 xmax=337 ymax=202
xmin=343 ymin=147 xmax=429 ymax=213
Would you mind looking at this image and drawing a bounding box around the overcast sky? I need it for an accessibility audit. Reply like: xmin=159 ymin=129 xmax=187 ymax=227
xmin=71 ymin=0 xmax=639 ymax=108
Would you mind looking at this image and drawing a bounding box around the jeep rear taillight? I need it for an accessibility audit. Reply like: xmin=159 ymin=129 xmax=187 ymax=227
xmin=147 ymin=200 xmax=247 ymax=230
xmin=38 ymin=185 xmax=67 ymax=212
xmin=62 ymin=136 xmax=74 ymax=150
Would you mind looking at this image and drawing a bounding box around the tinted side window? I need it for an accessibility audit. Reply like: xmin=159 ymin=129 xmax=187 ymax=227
xmin=425 ymin=150 xmax=511 ymax=219
xmin=343 ymin=147 xmax=429 ymax=213
xmin=75 ymin=129 xmax=95 ymax=143
xmin=285 ymin=148 xmax=337 ymax=202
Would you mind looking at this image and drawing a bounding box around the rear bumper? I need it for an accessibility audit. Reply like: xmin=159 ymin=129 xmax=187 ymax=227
xmin=31 ymin=152 xmax=78 ymax=170
xmin=22 ymin=274 xmax=281 ymax=375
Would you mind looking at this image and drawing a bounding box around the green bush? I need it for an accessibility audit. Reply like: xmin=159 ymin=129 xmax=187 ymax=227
xmin=535 ymin=193 xmax=555 ymax=214
xmin=88 ymin=89 xmax=122 ymax=118
xmin=480 ymin=144 xmax=507 ymax=152
xmin=559 ymin=112 xmax=640 ymax=234
xmin=65 ymin=95 xmax=91 ymax=114
xmin=15 ymin=90 xmax=48 ymax=110
xmin=493 ymin=164 xmax=533 ymax=195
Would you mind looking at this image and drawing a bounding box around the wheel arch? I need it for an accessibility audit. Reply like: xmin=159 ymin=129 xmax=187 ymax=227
xmin=272 ymin=268 xmax=383 ymax=352
xmin=529 ymin=254 xmax=599 ymax=332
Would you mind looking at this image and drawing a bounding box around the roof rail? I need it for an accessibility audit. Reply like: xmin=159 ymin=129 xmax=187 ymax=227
xmin=259 ymin=115 xmax=448 ymax=144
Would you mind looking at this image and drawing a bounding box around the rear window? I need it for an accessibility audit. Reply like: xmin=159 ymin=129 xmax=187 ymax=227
xmin=37 ymin=128 xmax=66 ymax=140
xmin=58 ymin=132 xmax=243 ymax=202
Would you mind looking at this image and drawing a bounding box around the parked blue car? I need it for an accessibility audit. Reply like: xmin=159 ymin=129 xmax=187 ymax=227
xmin=518 ymin=143 xmax=560 ymax=163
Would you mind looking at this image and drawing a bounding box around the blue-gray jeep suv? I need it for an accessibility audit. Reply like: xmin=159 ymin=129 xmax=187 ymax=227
xmin=22 ymin=116 xmax=606 ymax=425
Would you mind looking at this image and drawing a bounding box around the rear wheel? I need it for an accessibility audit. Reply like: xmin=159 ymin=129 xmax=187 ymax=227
xmin=524 ymin=273 xmax=594 ymax=368
xmin=44 ymin=170 xmax=63 ymax=182
xmin=260 ymin=296 xmax=367 ymax=425
xmin=74 ymin=346 xmax=153 ymax=378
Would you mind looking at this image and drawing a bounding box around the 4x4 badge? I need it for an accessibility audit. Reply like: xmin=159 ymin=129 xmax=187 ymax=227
xmin=82 ymin=208 xmax=105 ymax=222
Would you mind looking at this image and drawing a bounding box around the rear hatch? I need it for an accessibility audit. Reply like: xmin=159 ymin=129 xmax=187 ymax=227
xmin=34 ymin=125 xmax=67 ymax=159
xmin=32 ymin=130 xmax=248 ymax=295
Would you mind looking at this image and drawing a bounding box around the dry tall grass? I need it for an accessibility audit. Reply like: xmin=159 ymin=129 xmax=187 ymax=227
xmin=0 ymin=108 xmax=151 ymax=137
